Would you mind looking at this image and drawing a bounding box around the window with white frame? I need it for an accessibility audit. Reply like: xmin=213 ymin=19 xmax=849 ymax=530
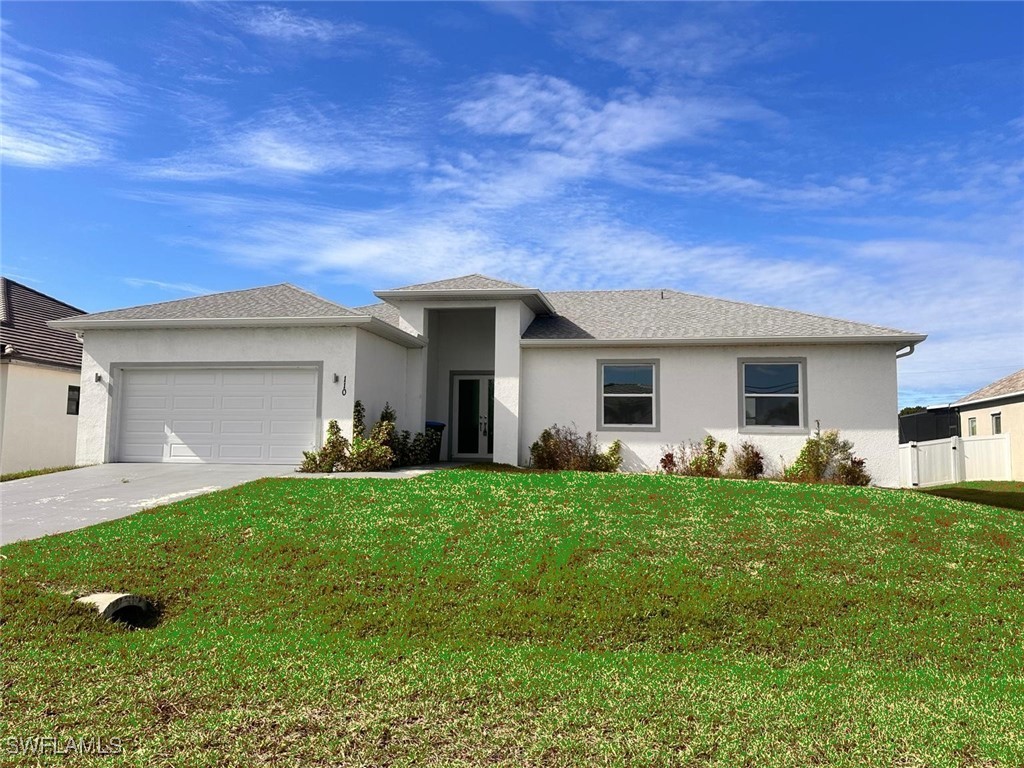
xmin=741 ymin=360 xmax=803 ymax=428
xmin=599 ymin=362 xmax=657 ymax=428
xmin=968 ymin=417 xmax=977 ymax=436
xmin=992 ymin=412 xmax=1002 ymax=434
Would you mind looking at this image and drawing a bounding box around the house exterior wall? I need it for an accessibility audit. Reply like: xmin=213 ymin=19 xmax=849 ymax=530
xmin=959 ymin=397 xmax=1023 ymax=480
xmin=520 ymin=342 xmax=903 ymax=487
xmin=75 ymin=326 xmax=357 ymax=465
xmin=353 ymin=327 xmax=412 ymax=433
xmin=0 ymin=362 xmax=80 ymax=474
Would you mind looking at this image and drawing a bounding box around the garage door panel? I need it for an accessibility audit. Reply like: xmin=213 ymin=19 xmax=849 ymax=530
xmin=222 ymin=396 xmax=266 ymax=410
xmin=221 ymin=420 xmax=264 ymax=434
xmin=119 ymin=367 xmax=318 ymax=465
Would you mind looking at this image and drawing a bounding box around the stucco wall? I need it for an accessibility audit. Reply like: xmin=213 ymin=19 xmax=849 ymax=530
xmin=520 ymin=343 xmax=902 ymax=486
xmin=353 ymin=327 xmax=412 ymax=433
xmin=76 ymin=326 xmax=356 ymax=465
xmin=0 ymin=362 xmax=80 ymax=473
xmin=959 ymin=398 xmax=1023 ymax=480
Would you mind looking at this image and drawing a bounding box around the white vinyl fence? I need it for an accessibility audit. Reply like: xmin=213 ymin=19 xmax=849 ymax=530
xmin=898 ymin=434 xmax=1012 ymax=488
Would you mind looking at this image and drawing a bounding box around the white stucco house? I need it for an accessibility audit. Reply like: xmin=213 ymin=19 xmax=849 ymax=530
xmin=50 ymin=274 xmax=926 ymax=486
xmin=1 ymin=278 xmax=85 ymax=474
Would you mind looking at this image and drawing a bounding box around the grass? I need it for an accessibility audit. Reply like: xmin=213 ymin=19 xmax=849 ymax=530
xmin=918 ymin=480 xmax=1024 ymax=511
xmin=0 ymin=464 xmax=81 ymax=483
xmin=1 ymin=470 xmax=1021 ymax=766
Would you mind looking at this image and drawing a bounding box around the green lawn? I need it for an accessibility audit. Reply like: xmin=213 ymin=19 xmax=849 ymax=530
xmin=0 ymin=464 xmax=82 ymax=483
xmin=918 ymin=480 xmax=1024 ymax=512
xmin=2 ymin=471 xmax=1021 ymax=766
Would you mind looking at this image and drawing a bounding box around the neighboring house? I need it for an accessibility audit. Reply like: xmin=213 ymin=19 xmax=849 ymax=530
xmin=50 ymin=274 xmax=926 ymax=487
xmin=954 ymin=368 xmax=1024 ymax=480
xmin=898 ymin=405 xmax=960 ymax=444
xmin=0 ymin=278 xmax=85 ymax=474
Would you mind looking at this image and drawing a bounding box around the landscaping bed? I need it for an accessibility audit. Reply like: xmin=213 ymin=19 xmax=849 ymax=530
xmin=1 ymin=470 xmax=1021 ymax=766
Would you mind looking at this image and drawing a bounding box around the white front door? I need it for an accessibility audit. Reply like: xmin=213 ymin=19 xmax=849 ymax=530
xmin=117 ymin=367 xmax=319 ymax=464
xmin=451 ymin=374 xmax=494 ymax=460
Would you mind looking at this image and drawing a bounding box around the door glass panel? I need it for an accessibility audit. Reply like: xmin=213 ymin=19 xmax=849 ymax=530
xmin=457 ymin=378 xmax=480 ymax=454
xmin=487 ymin=378 xmax=494 ymax=455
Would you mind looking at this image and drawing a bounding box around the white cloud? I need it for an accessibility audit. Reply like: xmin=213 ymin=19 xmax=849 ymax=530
xmin=142 ymin=102 xmax=423 ymax=182
xmin=0 ymin=37 xmax=136 ymax=168
xmin=123 ymin=278 xmax=211 ymax=295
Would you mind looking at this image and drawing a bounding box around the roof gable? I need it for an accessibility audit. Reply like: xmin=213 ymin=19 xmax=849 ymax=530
xmin=955 ymin=368 xmax=1024 ymax=405
xmin=63 ymin=284 xmax=359 ymax=323
xmin=0 ymin=278 xmax=84 ymax=369
xmin=523 ymin=289 xmax=922 ymax=343
xmin=386 ymin=274 xmax=531 ymax=292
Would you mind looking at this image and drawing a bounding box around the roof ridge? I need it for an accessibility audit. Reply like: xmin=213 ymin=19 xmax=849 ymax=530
xmin=279 ymin=282 xmax=358 ymax=313
xmin=546 ymin=286 xmax=916 ymax=335
xmin=1 ymin=276 xmax=86 ymax=315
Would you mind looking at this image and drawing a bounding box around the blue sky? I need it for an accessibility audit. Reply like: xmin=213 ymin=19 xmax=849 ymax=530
xmin=2 ymin=1 xmax=1022 ymax=407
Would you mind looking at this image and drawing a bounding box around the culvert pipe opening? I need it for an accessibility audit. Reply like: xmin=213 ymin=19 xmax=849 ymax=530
xmin=76 ymin=592 xmax=156 ymax=629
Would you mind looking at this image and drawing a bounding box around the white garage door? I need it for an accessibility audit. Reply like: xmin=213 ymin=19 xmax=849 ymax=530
xmin=118 ymin=367 xmax=319 ymax=464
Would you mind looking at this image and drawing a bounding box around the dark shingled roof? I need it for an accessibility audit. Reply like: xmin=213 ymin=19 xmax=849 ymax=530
xmin=955 ymin=368 xmax=1024 ymax=405
xmin=522 ymin=289 xmax=920 ymax=341
xmin=386 ymin=274 xmax=531 ymax=291
xmin=0 ymin=278 xmax=84 ymax=370
xmin=61 ymin=284 xmax=360 ymax=322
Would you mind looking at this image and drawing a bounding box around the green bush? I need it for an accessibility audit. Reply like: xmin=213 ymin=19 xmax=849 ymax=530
xmin=783 ymin=423 xmax=871 ymax=486
xmin=661 ymin=436 xmax=729 ymax=477
xmin=299 ymin=401 xmax=440 ymax=473
xmin=299 ymin=419 xmax=350 ymax=472
xmin=529 ymin=424 xmax=622 ymax=472
xmin=730 ymin=441 xmax=765 ymax=480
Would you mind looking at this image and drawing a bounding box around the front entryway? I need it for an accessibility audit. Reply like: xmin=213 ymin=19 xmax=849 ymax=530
xmin=451 ymin=374 xmax=494 ymax=460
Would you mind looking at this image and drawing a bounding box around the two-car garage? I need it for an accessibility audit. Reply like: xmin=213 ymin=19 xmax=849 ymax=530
xmin=116 ymin=367 xmax=319 ymax=464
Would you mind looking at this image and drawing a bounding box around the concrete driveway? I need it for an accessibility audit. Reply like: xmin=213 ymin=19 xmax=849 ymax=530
xmin=0 ymin=464 xmax=295 ymax=545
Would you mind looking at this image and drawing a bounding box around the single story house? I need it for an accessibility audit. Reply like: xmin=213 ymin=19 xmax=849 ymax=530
xmin=1 ymin=278 xmax=85 ymax=474
xmin=954 ymin=368 xmax=1023 ymax=480
xmin=51 ymin=274 xmax=925 ymax=486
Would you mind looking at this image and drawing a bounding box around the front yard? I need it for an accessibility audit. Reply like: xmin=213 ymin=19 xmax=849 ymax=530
xmin=1 ymin=470 xmax=1021 ymax=766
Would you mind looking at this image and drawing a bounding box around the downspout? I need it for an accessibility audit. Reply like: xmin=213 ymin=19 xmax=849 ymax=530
xmin=896 ymin=343 xmax=917 ymax=359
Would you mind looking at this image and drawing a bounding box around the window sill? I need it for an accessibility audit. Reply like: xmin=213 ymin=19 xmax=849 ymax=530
xmin=739 ymin=425 xmax=809 ymax=436
xmin=597 ymin=424 xmax=660 ymax=433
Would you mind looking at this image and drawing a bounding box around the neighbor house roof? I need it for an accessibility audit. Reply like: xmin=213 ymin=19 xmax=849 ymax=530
xmin=0 ymin=278 xmax=84 ymax=370
xmin=525 ymin=289 xmax=924 ymax=345
xmin=50 ymin=284 xmax=424 ymax=348
xmin=954 ymin=368 xmax=1024 ymax=407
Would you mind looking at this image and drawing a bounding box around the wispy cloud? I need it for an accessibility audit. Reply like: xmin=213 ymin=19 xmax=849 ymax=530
xmin=0 ymin=31 xmax=136 ymax=168
xmin=142 ymin=101 xmax=424 ymax=182
xmin=123 ymin=278 xmax=211 ymax=295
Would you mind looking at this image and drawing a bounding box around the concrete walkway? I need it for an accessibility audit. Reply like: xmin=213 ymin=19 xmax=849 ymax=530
xmin=0 ymin=463 xmax=444 ymax=545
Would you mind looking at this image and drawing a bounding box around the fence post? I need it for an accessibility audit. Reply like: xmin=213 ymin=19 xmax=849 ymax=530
xmin=910 ymin=443 xmax=920 ymax=487
xmin=950 ymin=436 xmax=964 ymax=483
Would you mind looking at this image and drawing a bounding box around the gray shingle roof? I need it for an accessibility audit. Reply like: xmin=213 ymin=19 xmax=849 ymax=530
xmin=63 ymin=284 xmax=359 ymax=322
xmin=386 ymin=274 xmax=530 ymax=291
xmin=355 ymin=302 xmax=401 ymax=326
xmin=955 ymin=368 xmax=1024 ymax=405
xmin=522 ymin=289 xmax=920 ymax=341
xmin=0 ymin=278 xmax=84 ymax=369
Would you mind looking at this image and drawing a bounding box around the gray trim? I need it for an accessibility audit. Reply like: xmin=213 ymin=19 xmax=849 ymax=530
xmin=109 ymin=361 xmax=324 ymax=463
xmin=596 ymin=358 xmax=660 ymax=433
xmin=522 ymin=334 xmax=926 ymax=348
xmin=375 ymin=288 xmax=555 ymax=315
xmin=737 ymin=357 xmax=809 ymax=435
xmin=447 ymin=370 xmax=495 ymax=460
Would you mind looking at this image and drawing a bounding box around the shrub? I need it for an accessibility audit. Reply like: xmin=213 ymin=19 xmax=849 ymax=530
xmin=299 ymin=419 xmax=350 ymax=473
xmin=783 ymin=422 xmax=871 ymax=486
xmin=299 ymin=401 xmax=442 ymax=473
xmin=529 ymin=424 xmax=622 ymax=472
xmin=731 ymin=441 xmax=765 ymax=480
xmin=661 ymin=436 xmax=729 ymax=477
